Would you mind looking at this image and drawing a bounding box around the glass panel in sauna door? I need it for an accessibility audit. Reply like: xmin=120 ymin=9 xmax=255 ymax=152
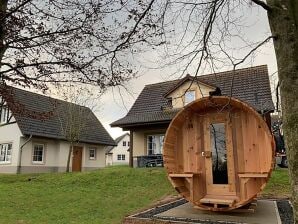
xmin=204 ymin=121 xmax=236 ymax=196
xmin=210 ymin=123 xmax=228 ymax=184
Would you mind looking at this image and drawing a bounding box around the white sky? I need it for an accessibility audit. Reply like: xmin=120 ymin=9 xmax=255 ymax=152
xmin=98 ymin=5 xmax=278 ymax=139
xmin=8 ymin=3 xmax=278 ymax=140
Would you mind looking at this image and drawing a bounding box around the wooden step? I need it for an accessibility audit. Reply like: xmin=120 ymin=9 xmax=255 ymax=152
xmin=169 ymin=173 xmax=194 ymax=178
xmin=200 ymin=196 xmax=236 ymax=206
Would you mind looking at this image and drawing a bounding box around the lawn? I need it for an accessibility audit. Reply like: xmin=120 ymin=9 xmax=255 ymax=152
xmin=0 ymin=166 xmax=175 ymax=224
xmin=262 ymin=167 xmax=291 ymax=198
xmin=0 ymin=166 xmax=290 ymax=224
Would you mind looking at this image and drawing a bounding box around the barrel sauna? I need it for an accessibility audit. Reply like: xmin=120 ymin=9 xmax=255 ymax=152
xmin=163 ymin=96 xmax=275 ymax=211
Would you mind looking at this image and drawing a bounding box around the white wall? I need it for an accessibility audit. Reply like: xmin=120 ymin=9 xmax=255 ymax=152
xmin=21 ymin=137 xmax=60 ymax=167
xmin=83 ymin=144 xmax=106 ymax=170
xmin=168 ymin=81 xmax=214 ymax=108
xmin=111 ymin=134 xmax=130 ymax=165
xmin=106 ymin=154 xmax=113 ymax=166
xmin=17 ymin=137 xmax=106 ymax=173
xmin=0 ymin=122 xmax=23 ymax=173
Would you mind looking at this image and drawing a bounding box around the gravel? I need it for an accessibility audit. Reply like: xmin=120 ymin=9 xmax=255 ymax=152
xmin=277 ymin=200 xmax=294 ymax=224
xmin=132 ymin=199 xmax=293 ymax=224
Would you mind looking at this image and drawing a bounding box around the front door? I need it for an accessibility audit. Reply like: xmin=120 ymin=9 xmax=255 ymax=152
xmin=203 ymin=113 xmax=236 ymax=196
xmin=72 ymin=146 xmax=82 ymax=172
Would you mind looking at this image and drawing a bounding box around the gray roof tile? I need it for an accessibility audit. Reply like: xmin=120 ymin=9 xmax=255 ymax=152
xmin=111 ymin=65 xmax=274 ymax=128
xmin=2 ymin=86 xmax=116 ymax=146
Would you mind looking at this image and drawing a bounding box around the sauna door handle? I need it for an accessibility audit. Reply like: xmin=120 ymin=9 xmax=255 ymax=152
xmin=201 ymin=151 xmax=212 ymax=158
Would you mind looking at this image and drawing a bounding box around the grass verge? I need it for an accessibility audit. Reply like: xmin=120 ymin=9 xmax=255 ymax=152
xmin=0 ymin=166 xmax=290 ymax=224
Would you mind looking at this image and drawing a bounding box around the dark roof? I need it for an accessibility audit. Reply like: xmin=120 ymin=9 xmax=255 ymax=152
xmin=111 ymin=65 xmax=275 ymax=128
xmin=1 ymin=86 xmax=116 ymax=146
xmin=105 ymin=133 xmax=129 ymax=153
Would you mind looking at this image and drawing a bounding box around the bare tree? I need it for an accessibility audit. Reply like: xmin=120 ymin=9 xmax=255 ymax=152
xmin=0 ymin=0 xmax=163 ymax=91
xmin=108 ymin=0 xmax=297 ymax=220
xmin=57 ymin=85 xmax=96 ymax=172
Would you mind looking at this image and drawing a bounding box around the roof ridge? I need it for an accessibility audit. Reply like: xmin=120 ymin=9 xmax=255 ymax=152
xmin=144 ymin=65 xmax=267 ymax=87
xmin=196 ymin=65 xmax=268 ymax=79
xmin=114 ymin=132 xmax=129 ymax=143
xmin=7 ymin=85 xmax=88 ymax=109
xmin=145 ymin=78 xmax=180 ymax=87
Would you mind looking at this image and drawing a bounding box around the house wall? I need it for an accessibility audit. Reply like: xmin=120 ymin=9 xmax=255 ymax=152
xmin=133 ymin=131 xmax=146 ymax=157
xmin=16 ymin=137 xmax=106 ymax=173
xmin=82 ymin=144 xmax=106 ymax=171
xmin=20 ymin=137 xmax=61 ymax=173
xmin=111 ymin=134 xmax=130 ymax=165
xmin=106 ymin=154 xmax=113 ymax=166
xmin=168 ymin=81 xmax=215 ymax=108
xmin=0 ymin=122 xmax=23 ymax=173
xmin=132 ymin=129 xmax=167 ymax=167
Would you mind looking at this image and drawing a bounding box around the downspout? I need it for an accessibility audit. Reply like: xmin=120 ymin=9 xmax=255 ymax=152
xmin=17 ymin=134 xmax=32 ymax=174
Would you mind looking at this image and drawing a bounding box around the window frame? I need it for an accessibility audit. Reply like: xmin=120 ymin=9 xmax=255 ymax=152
xmin=147 ymin=134 xmax=165 ymax=155
xmin=89 ymin=148 xmax=96 ymax=160
xmin=32 ymin=143 xmax=45 ymax=164
xmin=117 ymin=154 xmax=122 ymax=161
xmin=121 ymin=154 xmax=125 ymax=161
xmin=0 ymin=143 xmax=12 ymax=164
xmin=184 ymin=90 xmax=196 ymax=105
xmin=122 ymin=141 xmax=126 ymax=146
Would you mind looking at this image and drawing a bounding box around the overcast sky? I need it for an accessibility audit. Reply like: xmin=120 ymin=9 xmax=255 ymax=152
xmin=97 ymin=4 xmax=278 ymax=139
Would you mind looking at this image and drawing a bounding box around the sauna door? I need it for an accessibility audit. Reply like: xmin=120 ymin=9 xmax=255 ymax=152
xmin=203 ymin=114 xmax=236 ymax=196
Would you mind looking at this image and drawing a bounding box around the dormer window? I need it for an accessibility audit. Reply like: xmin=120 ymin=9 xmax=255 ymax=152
xmin=184 ymin=90 xmax=196 ymax=105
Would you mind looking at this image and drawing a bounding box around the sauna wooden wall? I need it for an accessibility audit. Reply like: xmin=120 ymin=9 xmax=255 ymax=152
xmin=163 ymin=97 xmax=274 ymax=211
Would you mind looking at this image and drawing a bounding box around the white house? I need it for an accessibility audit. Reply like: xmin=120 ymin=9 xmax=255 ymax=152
xmin=105 ymin=133 xmax=130 ymax=166
xmin=0 ymin=86 xmax=116 ymax=173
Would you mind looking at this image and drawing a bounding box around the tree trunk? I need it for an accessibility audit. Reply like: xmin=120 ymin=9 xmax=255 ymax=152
xmin=267 ymin=0 xmax=298 ymax=221
xmin=66 ymin=144 xmax=73 ymax=172
xmin=0 ymin=0 xmax=8 ymax=65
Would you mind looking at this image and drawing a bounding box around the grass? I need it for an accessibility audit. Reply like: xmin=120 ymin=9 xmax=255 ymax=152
xmin=0 ymin=166 xmax=175 ymax=224
xmin=0 ymin=166 xmax=290 ymax=224
xmin=262 ymin=167 xmax=291 ymax=198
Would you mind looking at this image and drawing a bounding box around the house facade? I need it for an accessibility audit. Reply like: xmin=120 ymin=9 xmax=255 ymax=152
xmin=111 ymin=65 xmax=275 ymax=167
xmin=105 ymin=133 xmax=130 ymax=166
xmin=0 ymin=86 xmax=116 ymax=173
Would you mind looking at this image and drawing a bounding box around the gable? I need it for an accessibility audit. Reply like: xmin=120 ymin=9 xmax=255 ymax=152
xmin=167 ymin=80 xmax=216 ymax=108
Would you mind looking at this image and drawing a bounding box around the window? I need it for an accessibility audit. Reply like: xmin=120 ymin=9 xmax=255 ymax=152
xmin=184 ymin=90 xmax=196 ymax=105
xmin=127 ymin=141 xmax=130 ymax=147
xmin=147 ymin=135 xmax=164 ymax=155
xmin=32 ymin=144 xmax=44 ymax=164
xmin=89 ymin=149 xmax=96 ymax=160
xmin=0 ymin=143 xmax=12 ymax=163
xmin=210 ymin=123 xmax=228 ymax=184
xmin=123 ymin=141 xmax=126 ymax=146
xmin=117 ymin=154 xmax=125 ymax=161
xmin=0 ymin=106 xmax=10 ymax=124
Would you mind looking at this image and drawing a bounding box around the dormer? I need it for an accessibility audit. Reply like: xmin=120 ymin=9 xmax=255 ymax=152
xmin=163 ymin=75 xmax=218 ymax=109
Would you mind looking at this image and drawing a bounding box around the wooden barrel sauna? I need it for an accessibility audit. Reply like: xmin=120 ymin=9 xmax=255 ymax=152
xmin=163 ymin=96 xmax=275 ymax=211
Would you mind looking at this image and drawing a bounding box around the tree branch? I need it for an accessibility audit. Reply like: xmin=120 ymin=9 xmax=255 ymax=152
xmin=251 ymin=0 xmax=272 ymax=11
